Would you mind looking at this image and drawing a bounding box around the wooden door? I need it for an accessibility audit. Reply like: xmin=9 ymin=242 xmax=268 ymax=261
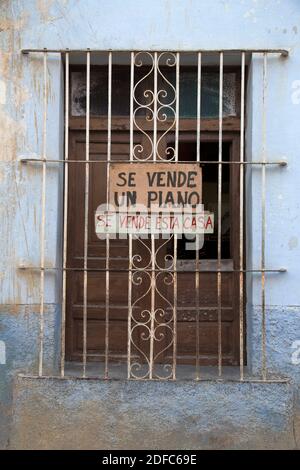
xmin=66 ymin=130 xmax=131 ymax=362
xmin=66 ymin=130 xmax=242 ymax=367
xmin=169 ymin=137 xmax=242 ymax=366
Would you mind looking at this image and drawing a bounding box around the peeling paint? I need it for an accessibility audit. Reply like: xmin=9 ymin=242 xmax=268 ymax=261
xmin=288 ymin=237 xmax=298 ymax=251
xmin=36 ymin=0 xmax=70 ymax=23
xmin=244 ymin=8 xmax=257 ymax=23
xmin=0 ymin=13 xmax=27 ymax=34
xmin=0 ymin=80 xmax=6 ymax=105
xmin=0 ymin=341 xmax=6 ymax=364
xmin=0 ymin=112 xmax=25 ymax=162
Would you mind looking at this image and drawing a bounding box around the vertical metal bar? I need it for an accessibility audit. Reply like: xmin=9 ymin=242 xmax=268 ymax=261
xmin=127 ymin=232 xmax=133 ymax=379
xmin=127 ymin=52 xmax=134 ymax=379
xmin=195 ymin=51 xmax=201 ymax=380
xmin=83 ymin=50 xmax=90 ymax=377
xmin=61 ymin=51 xmax=69 ymax=377
xmin=149 ymin=234 xmax=155 ymax=379
xmin=172 ymin=52 xmax=180 ymax=380
xmin=38 ymin=51 xmax=48 ymax=377
xmin=104 ymin=52 xmax=112 ymax=379
xmin=172 ymin=234 xmax=177 ymax=381
xmin=217 ymin=52 xmax=223 ymax=377
xmin=149 ymin=52 xmax=158 ymax=379
xmin=153 ymin=52 xmax=158 ymax=162
xmin=129 ymin=52 xmax=134 ymax=161
xmin=196 ymin=52 xmax=202 ymax=163
xmin=239 ymin=52 xmax=245 ymax=381
xmin=175 ymin=52 xmax=180 ymax=160
xmin=261 ymin=53 xmax=267 ymax=381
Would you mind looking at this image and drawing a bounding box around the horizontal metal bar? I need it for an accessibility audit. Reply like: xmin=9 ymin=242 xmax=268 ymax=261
xmin=20 ymin=158 xmax=288 ymax=166
xmin=21 ymin=48 xmax=290 ymax=56
xmin=18 ymin=265 xmax=287 ymax=273
xmin=70 ymin=305 xmax=233 ymax=311
xmin=18 ymin=373 xmax=289 ymax=384
xmin=40 ymin=305 xmax=232 ymax=311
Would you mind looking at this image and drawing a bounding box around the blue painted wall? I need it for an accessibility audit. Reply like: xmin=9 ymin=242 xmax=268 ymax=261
xmin=1 ymin=0 xmax=300 ymax=449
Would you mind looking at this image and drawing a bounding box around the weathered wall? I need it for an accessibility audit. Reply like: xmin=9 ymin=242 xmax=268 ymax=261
xmin=10 ymin=378 xmax=296 ymax=450
xmin=1 ymin=0 xmax=300 ymax=449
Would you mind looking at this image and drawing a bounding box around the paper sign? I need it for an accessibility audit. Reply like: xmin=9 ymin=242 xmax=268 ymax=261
xmin=109 ymin=163 xmax=202 ymax=210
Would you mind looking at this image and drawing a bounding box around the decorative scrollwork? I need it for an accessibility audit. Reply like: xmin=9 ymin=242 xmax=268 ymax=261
xmin=129 ymin=236 xmax=176 ymax=380
xmin=132 ymin=52 xmax=155 ymax=161
xmin=156 ymin=52 xmax=177 ymax=161
xmin=132 ymin=51 xmax=178 ymax=162
xmin=131 ymin=235 xmax=152 ymax=270
xmin=155 ymin=235 xmax=175 ymax=271
xmin=128 ymin=51 xmax=179 ymax=380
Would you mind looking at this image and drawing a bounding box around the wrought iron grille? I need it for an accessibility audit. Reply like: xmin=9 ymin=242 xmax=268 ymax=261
xmin=20 ymin=48 xmax=288 ymax=382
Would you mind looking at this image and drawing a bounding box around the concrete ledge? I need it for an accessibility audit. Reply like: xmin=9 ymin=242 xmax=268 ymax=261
xmin=10 ymin=376 xmax=295 ymax=450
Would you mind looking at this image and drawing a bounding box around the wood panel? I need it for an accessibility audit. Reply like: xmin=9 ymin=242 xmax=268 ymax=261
xmin=66 ymin=129 xmax=244 ymax=366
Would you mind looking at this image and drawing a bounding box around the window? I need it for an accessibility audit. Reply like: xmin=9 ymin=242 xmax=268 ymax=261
xmin=66 ymin=53 xmax=244 ymax=379
xmin=21 ymin=48 xmax=288 ymax=381
xmin=70 ymin=66 xmax=239 ymax=118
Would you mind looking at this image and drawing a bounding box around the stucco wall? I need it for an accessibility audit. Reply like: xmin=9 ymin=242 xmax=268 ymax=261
xmin=9 ymin=378 xmax=296 ymax=450
xmin=1 ymin=0 xmax=300 ymax=449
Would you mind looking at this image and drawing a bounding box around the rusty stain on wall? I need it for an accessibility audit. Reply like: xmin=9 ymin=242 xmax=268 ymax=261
xmin=0 ymin=3 xmax=38 ymax=304
xmin=0 ymin=7 xmax=29 ymax=163
xmin=36 ymin=0 xmax=69 ymax=23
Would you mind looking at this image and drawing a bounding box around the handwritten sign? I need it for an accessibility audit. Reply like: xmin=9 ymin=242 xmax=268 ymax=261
xmin=109 ymin=163 xmax=202 ymax=209
xmin=95 ymin=211 xmax=214 ymax=236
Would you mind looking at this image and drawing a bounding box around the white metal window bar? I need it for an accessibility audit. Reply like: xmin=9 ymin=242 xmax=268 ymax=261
xmin=20 ymin=48 xmax=288 ymax=383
